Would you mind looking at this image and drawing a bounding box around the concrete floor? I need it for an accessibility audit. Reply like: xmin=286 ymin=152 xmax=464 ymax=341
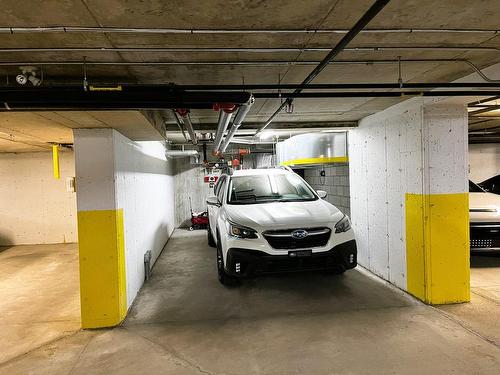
xmin=1 ymin=231 xmax=500 ymax=374
xmin=0 ymin=244 xmax=80 ymax=364
xmin=438 ymin=254 xmax=500 ymax=347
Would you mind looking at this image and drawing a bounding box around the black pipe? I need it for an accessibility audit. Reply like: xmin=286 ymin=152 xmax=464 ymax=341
xmin=0 ymin=90 xmax=252 ymax=110
xmin=82 ymin=82 xmax=500 ymax=90
xmin=257 ymin=0 xmax=391 ymax=133
xmin=1 ymin=89 xmax=498 ymax=111
xmin=253 ymin=91 xmax=500 ymax=98
xmin=168 ymin=82 xmax=500 ymax=90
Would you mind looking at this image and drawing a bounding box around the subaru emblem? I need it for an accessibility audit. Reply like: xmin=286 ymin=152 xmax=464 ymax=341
xmin=291 ymin=229 xmax=308 ymax=239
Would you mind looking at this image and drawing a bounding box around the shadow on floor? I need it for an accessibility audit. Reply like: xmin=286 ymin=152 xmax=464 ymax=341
xmin=471 ymin=253 xmax=500 ymax=268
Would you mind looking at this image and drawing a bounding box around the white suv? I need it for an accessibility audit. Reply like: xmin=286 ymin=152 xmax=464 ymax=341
xmin=207 ymin=168 xmax=357 ymax=285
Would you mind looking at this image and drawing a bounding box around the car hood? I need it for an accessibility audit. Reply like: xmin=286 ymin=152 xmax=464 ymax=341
xmin=470 ymin=192 xmax=500 ymax=223
xmin=225 ymin=199 xmax=343 ymax=230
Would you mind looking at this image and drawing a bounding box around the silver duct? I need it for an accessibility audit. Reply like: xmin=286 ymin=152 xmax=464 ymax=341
xmin=220 ymin=96 xmax=255 ymax=153
xmin=213 ymin=110 xmax=234 ymax=151
xmin=165 ymin=150 xmax=199 ymax=158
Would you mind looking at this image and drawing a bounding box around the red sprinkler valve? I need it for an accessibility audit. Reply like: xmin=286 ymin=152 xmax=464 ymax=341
xmin=213 ymin=103 xmax=238 ymax=113
xmin=175 ymin=108 xmax=190 ymax=117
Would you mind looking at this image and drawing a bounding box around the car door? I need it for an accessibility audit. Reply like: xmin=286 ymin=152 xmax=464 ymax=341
xmin=208 ymin=176 xmax=226 ymax=239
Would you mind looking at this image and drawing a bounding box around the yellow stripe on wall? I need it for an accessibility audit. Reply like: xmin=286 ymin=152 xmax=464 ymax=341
xmin=281 ymin=156 xmax=349 ymax=166
xmin=77 ymin=209 xmax=127 ymax=328
xmin=406 ymin=193 xmax=470 ymax=304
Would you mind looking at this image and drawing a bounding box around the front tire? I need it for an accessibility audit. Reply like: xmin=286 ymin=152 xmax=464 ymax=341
xmin=216 ymin=236 xmax=238 ymax=286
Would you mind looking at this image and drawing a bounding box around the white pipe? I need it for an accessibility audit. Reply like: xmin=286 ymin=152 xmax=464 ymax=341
xmin=0 ymin=26 xmax=498 ymax=35
xmin=0 ymin=46 xmax=498 ymax=53
xmin=165 ymin=150 xmax=198 ymax=158
xmin=220 ymin=96 xmax=255 ymax=152
xmin=228 ymin=137 xmax=275 ymax=145
xmin=213 ymin=110 xmax=233 ymax=151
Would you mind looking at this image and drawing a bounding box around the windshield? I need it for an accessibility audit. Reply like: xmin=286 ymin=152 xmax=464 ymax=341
xmin=469 ymin=180 xmax=485 ymax=193
xmin=228 ymin=173 xmax=317 ymax=205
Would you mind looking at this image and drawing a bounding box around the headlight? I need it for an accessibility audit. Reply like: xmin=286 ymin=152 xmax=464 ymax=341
xmin=228 ymin=221 xmax=258 ymax=239
xmin=335 ymin=215 xmax=351 ymax=233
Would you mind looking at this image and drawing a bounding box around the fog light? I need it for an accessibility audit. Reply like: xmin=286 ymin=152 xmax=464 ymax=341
xmin=235 ymin=262 xmax=241 ymax=273
xmin=349 ymin=254 xmax=354 ymax=263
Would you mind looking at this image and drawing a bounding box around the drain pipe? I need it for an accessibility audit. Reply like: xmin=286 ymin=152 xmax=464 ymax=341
xmin=175 ymin=109 xmax=198 ymax=144
xmin=213 ymin=103 xmax=237 ymax=152
xmin=220 ymin=96 xmax=255 ymax=153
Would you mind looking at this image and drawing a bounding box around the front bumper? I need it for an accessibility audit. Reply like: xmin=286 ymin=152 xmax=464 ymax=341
xmin=225 ymin=240 xmax=357 ymax=277
xmin=470 ymin=222 xmax=500 ymax=251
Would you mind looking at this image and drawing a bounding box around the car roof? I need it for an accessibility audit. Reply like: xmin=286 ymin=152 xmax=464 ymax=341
xmin=227 ymin=168 xmax=290 ymax=177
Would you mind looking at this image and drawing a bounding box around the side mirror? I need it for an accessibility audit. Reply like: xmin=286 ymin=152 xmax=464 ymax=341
xmin=317 ymin=190 xmax=327 ymax=199
xmin=207 ymin=196 xmax=221 ymax=207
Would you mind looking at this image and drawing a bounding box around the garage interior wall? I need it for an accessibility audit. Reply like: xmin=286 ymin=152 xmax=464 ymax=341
xmin=349 ymin=98 xmax=469 ymax=304
xmin=174 ymin=158 xmax=212 ymax=227
xmin=469 ymin=143 xmax=500 ymax=183
xmin=74 ymin=128 xmax=175 ymax=328
xmin=304 ymin=164 xmax=351 ymax=217
xmin=0 ymin=151 xmax=77 ymax=245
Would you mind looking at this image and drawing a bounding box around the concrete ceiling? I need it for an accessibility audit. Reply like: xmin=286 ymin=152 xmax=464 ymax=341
xmin=1 ymin=0 xmax=500 ymax=150
xmin=0 ymin=111 xmax=165 ymax=152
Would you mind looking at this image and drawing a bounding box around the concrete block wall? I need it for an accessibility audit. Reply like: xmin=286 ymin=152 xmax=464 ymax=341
xmin=0 ymin=151 xmax=77 ymax=245
xmin=469 ymin=143 xmax=500 ymax=183
xmin=304 ymin=164 xmax=350 ymax=216
xmin=174 ymin=158 xmax=212 ymax=227
xmin=350 ymin=98 xmax=469 ymax=304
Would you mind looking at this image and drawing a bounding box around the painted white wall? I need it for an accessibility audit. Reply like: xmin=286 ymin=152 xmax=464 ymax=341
xmin=0 ymin=151 xmax=77 ymax=245
xmin=349 ymin=98 xmax=468 ymax=290
xmin=469 ymin=143 xmax=500 ymax=183
xmin=74 ymin=128 xmax=175 ymax=308
xmin=113 ymin=131 xmax=175 ymax=306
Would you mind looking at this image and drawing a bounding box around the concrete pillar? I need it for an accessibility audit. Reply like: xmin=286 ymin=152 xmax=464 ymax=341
xmin=74 ymin=129 xmax=127 ymax=328
xmin=350 ymin=98 xmax=470 ymax=304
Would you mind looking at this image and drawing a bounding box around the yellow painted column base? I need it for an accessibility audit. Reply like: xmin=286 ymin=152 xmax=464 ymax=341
xmin=406 ymin=193 xmax=470 ymax=304
xmin=77 ymin=209 xmax=127 ymax=328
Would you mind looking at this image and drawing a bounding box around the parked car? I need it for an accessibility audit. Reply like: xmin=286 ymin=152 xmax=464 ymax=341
xmin=206 ymin=167 xmax=357 ymax=285
xmin=469 ymin=180 xmax=500 ymax=251
xmin=479 ymin=174 xmax=500 ymax=195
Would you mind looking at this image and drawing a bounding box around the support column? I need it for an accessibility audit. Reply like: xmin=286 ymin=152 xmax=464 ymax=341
xmin=74 ymin=129 xmax=127 ymax=328
xmin=405 ymin=103 xmax=470 ymax=304
xmin=350 ymin=98 xmax=470 ymax=304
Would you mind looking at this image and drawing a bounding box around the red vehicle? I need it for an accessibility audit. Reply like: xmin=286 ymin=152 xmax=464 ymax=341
xmin=189 ymin=197 xmax=209 ymax=230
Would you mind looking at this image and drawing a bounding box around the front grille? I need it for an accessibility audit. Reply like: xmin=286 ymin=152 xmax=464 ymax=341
xmin=470 ymin=239 xmax=494 ymax=248
xmin=260 ymin=255 xmax=334 ymax=273
xmin=470 ymin=223 xmax=500 ymax=249
xmin=263 ymin=227 xmax=331 ymax=249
